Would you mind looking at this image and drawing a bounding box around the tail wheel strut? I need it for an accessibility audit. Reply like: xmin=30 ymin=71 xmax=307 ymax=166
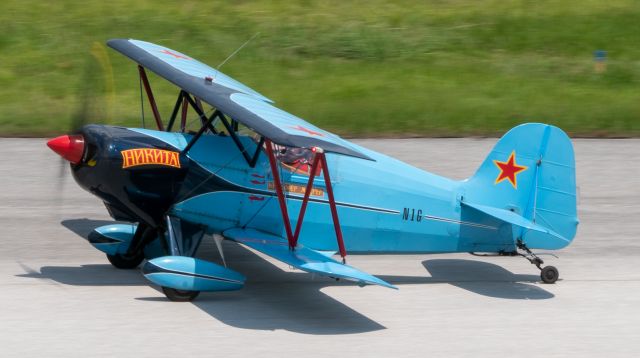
xmin=516 ymin=239 xmax=559 ymax=284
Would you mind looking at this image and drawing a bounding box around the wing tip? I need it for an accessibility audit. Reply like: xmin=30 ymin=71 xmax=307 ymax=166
xmin=365 ymin=278 xmax=398 ymax=290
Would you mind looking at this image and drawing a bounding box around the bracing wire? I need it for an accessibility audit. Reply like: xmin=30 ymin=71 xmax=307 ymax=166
xmin=213 ymin=32 xmax=260 ymax=83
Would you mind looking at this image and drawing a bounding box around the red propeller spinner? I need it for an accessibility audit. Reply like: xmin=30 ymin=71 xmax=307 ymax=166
xmin=47 ymin=134 xmax=85 ymax=164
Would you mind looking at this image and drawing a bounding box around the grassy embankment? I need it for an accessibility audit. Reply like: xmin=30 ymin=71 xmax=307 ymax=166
xmin=0 ymin=0 xmax=638 ymax=137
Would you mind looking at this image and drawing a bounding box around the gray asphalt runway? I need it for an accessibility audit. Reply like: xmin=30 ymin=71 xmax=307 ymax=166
xmin=1 ymin=138 xmax=638 ymax=357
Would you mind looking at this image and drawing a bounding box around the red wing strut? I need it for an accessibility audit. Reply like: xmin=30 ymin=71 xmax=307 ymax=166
xmin=264 ymin=139 xmax=348 ymax=263
xmin=137 ymin=65 xmax=164 ymax=131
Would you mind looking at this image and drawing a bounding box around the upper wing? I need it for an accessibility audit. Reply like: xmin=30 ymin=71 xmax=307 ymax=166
xmin=107 ymin=39 xmax=372 ymax=160
xmin=224 ymin=228 xmax=396 ymax=289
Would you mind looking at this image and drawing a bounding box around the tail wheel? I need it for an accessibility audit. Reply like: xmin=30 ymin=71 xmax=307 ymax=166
xmin=162 ymin=287 xmax=200 ymax=302
xmin=106 ymin=251 xmax=144 ymax=269
xmin=540 ymin=266 xmax=559 ymax=284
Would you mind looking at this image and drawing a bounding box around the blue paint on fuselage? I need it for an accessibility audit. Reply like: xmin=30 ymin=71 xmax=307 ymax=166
xmin=130 ymin=128 xmax=507 ymax=254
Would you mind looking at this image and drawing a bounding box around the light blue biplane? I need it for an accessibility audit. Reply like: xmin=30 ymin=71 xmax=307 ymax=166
xmin=47 ymin=39 xmax=578 ymax=301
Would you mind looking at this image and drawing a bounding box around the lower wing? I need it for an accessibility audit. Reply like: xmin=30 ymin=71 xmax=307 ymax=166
xmin=224 ymin=228 xmax=396 ymax=289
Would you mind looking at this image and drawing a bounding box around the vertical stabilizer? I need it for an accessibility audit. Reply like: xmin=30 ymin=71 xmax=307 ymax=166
xmin=462 ymin=123 xmax=578 ymax=249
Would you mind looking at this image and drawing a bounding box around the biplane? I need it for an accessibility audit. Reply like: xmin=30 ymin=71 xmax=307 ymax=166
xmin=47 ymin=39 xmax=579 ymax=301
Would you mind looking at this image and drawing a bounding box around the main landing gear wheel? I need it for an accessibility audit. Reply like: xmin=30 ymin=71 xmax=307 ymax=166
xmin=162 ymin=287 xmax=200 ymax=302
xmin=540 ymin=266 xmax=559 ymax=284
xmin=106 ymin=251 xmax=144 ymax=269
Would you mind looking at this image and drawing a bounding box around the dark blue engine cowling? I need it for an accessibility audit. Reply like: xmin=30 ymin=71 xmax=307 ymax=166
xmin=71 ymin=125 xmax=190 ymax=228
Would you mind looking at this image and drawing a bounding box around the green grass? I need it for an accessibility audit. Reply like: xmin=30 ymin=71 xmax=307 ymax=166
xmin=1 ymin=0 xmax=639 ymax=137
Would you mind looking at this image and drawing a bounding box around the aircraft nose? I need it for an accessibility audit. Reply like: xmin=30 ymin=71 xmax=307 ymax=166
xmin=47 ymin=134 xmax=85 ymax=164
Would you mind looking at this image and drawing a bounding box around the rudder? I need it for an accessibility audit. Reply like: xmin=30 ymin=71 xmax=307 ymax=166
xmin=462 ymin=123 xmax=578 ymax=250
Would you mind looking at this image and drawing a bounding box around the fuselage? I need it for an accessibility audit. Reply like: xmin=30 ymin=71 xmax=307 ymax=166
xmin=71 ymin=125 xmax=514 ymax=256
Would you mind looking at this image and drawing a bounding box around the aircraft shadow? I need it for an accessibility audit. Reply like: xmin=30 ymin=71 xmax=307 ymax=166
xmin=18 ymin=260 xmax=385 ymax=335
xmin=61 ymin=218 xmax=119 ymax=239
xmin=381 ymin=258 xmax=554 ymax=300
xmin=17 ymin=219 xmax=385 ymax=334
xmin=17 ymin=263 xmax=147 ymax=286
xmin=173 ymin=241 xmax=386 ymax=334
xmin=21 ymin=219 xmax=552 ymax=335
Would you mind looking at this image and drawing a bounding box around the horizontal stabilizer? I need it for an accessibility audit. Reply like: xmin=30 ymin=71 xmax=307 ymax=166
xmin=224 ymin=228 xmax=396 ymax=289
xmin=462 ymin=201 xmax=569 ymax=244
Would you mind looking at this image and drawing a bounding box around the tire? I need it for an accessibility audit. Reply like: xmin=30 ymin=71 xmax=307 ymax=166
xmin=540 ymin=265 xmax=559 ymax=284
xmin=162 ymin=287 xmax=200 ymax=302
xmin=106 ymin=252 xmax=144 ymax=269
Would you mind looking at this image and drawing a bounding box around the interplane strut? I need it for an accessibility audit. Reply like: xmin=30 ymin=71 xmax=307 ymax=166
xmin=264 ymin=139 xmax=347 ymax=262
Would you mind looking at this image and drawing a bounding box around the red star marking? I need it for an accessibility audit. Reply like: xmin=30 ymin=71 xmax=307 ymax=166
xmin=159 ymin=49 xmax=191 ymax=60
xmin=493 ymin=151 xmax=528 ymax=189
xmin=291 ymin=125 xmax=324 ymax=137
